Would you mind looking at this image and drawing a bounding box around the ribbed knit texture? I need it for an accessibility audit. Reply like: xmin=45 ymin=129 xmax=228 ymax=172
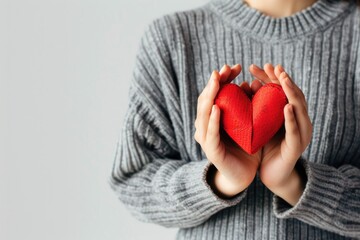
xmin=109 ymin=0 xmax=360 ymax=239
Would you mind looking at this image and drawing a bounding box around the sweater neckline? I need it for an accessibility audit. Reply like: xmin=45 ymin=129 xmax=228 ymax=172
xmin=207 ymin=0 xmax=354 ymax=41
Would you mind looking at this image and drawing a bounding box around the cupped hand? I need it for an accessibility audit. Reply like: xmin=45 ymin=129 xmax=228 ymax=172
xmin=194 ymin=64 xmax=262 ymax=198
xmin=249 ymin=63 xmax=313 ymax=205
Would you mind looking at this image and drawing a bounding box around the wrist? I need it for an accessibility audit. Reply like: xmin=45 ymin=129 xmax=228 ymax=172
xmin=207 ymin=165 xmax=247 ymax=199
xmin=268 ymin=168 xmax=306 ymax=206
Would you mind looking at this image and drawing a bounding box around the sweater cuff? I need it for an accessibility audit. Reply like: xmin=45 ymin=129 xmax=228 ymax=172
xmin=173 ymin=160 xmax=246 ymax=213
xmin=272 ymin=157 xmax=345 ymax=223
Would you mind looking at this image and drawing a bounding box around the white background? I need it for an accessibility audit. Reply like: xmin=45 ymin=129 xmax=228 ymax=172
xmin=1 ymin=0 xmax=208 ymax=239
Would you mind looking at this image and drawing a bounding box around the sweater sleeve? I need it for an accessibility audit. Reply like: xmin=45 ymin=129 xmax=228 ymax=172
xmin=272 ymin=34 xmax=360 ymax=238
xmin=108 ymin=18 xmax=246 ymax=228
xmin=272 ymin=158 xmax=360 ymax=238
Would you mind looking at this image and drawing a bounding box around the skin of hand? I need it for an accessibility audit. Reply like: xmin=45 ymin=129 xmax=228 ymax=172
xmin=249 ymin=63 xmax=313 ymax=206
xmin=194 ymin=64 xmax=263 ymax=198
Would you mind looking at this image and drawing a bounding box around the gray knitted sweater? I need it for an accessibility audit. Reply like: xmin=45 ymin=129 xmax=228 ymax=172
xmin=109 ymin=0 xmax=360 ymax=239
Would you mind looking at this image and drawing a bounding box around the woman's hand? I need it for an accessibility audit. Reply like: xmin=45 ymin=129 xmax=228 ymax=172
xmin=249 ymin=63 xmax=313 ymax=206
xmin=194 ymin=64 xmax=262 ymax=198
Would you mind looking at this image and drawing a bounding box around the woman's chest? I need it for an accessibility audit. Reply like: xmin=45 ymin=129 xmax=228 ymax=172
xmin=176 ymin=30 xmax=360 ymax=166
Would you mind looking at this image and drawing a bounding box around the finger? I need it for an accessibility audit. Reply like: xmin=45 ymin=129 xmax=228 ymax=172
xmin=279 ymin=71 xmax=306 ymax=109
xmin=284 ymin=104 xmax=301 ymax=164
xmin=205 ymin=70 xmax=221 ymax=100
xmin=250 ymin=79 xmax=263 ymax=94
xmin=196 ymin=71 xmax=221 ymax=141
xmin=274 ymin=65 xmax=297 ymax=89
xmin=275 ymin=65 xmax=307 ymax=106
xmin=249 ymin=64 xmax=272 ymax=84
xmin=274 ymin=64 xmax=284 ymax=79
xmin=203 ymin=70 xmax=220 ymax=97
xmin=225 ymin=64 xmax=242 ymax=84
xmin=239 ymin=81 xmax=252 ymax=98
xmin=279 ymin=74 xmax=304 ymax=111
xmin=206 ymin=104 xmax=221 ymax=146
xmin=199 ymin=70 xmax=216 ymax=95
xmin=264 ymin=63 xmax=280 ymax=84
xmin=219 ymin=64 xmax=232 ymax=84
xmin=199 ymin=70 xmax=214 ymax=105
xmin=275 ymin=65 xmax=311 ymax=144
xmin=280 ymin=75 xmax=312 ymax=146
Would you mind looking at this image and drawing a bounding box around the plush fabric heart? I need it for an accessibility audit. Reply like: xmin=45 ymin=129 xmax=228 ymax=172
xmin=214 ymin=83 xmax=288 ymax=154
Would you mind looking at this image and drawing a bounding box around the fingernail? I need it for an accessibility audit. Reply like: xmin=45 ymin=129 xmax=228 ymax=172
xmin=232 ymin=64 xmax=240 ymax=69
xmin=264 ymin=63 xmax=272 ymax=69
xmin=288 ymin=104 xmax=293 ymax=113
xmin=212 ymin=105 xmax=217 ymax=113
xmin=280 ymin=72 xmax=287 ymax=81
xmin=278 ymin=64 xmax=284 ymax=72
xmin=285 ymin=77 xmax=293 ymax=88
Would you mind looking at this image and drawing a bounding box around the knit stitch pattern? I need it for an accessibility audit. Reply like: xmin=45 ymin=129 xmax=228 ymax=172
xmin=109 ymin=0 xmax=360 ymax=239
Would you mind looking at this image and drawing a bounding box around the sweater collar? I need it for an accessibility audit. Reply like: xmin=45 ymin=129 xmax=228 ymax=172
xmin=207 ymin=0 xmax=354 ymax=41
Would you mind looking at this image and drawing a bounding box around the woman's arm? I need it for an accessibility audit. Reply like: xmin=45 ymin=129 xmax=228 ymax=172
xmin=273 ymin=158 xmax=360 ymax=238
xmin=271 ymin=23 xmax=360 ymax=238
xmin=108 ymin=18 xmax=246 ymax=228
xmin=250 ymin=62 xmax=360 ymax=238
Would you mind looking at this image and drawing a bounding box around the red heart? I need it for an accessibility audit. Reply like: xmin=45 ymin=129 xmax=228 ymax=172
xmin=214 ymin=83 xmax=288 ymax=154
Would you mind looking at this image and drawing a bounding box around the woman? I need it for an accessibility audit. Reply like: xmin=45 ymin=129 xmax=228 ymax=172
xmin=109 ymin=0 xmax=360 ymax=239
